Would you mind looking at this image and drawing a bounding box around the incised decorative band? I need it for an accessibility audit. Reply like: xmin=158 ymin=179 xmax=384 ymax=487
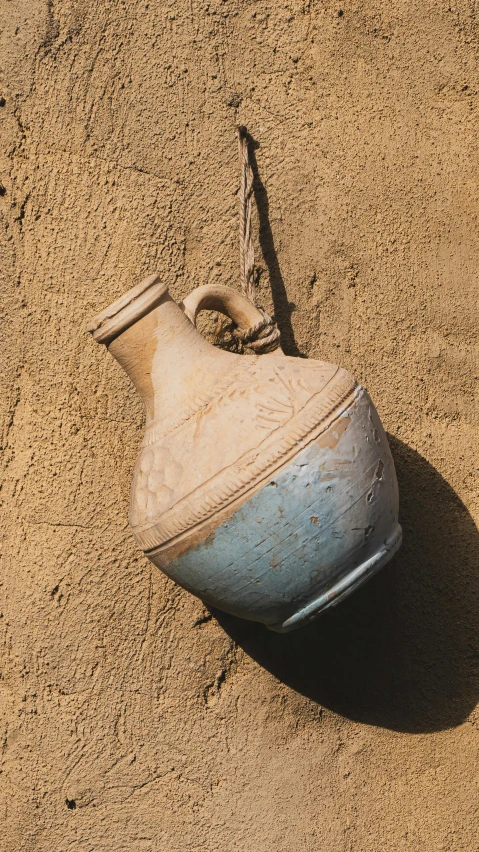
xmin=134 ymin=372 xmax=359 ymax=553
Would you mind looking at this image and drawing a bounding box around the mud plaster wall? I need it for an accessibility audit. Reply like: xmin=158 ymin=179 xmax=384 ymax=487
xmin=1 ymin=1 xmax=479 ymax=849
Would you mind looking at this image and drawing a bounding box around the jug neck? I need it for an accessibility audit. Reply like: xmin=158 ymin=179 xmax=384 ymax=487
xmin=88 ymin=275 xmax=226 ymax=425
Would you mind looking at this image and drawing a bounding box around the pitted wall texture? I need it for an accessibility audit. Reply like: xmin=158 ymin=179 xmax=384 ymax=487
xmin=1 ymin=1 xmax=478 ymax=850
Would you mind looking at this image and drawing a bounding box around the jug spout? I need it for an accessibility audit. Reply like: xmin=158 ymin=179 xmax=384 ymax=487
xmin=87 ymin=274 xmax=228 ymax=425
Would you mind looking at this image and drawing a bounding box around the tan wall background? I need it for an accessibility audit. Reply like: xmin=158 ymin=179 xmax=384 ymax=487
xmin=1 ymin=1 xmax=479 ymax=849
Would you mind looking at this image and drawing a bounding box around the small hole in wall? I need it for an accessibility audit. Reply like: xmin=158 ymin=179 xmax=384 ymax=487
xmin=65 ymin=799 xmax=76 ymax=810
xmin=0 ymin=185 xmax=6 ymax=197
xmin=0 ymin=97 xmax=5 ymax=107
xmin=338 ymin=9 xmax=344 ymax=16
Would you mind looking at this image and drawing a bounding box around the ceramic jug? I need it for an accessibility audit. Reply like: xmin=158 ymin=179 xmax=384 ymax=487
xmin=88 ymin=273 xmax=401 ymax=632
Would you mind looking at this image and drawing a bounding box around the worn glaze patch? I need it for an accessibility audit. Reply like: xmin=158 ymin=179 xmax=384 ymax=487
xmin=151 ymin=391 xmax=400 ymax=628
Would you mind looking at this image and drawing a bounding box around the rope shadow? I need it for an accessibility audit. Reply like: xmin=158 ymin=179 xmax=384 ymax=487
xmin=211 ymin=436 xmax=479 ymax=733
xmin=245 ymin=132 xmax=303 ymax=357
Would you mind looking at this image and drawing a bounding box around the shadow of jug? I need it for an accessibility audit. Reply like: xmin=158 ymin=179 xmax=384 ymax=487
xmin=213 ymin=436 xmax=479 ymax=733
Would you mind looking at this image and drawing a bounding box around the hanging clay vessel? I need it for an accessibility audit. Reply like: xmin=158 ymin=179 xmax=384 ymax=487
xmin=87 ymin=274 xmax=401 ymax=632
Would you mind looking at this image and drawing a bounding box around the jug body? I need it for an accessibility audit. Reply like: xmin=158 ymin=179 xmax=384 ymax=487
xmin=88 ymin=275 xmax=401 ymax=632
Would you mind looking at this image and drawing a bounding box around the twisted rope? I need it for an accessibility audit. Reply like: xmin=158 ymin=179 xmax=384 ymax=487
xmin=232 ymin=307 xmax=281 ymax=354
xmin=238 ymin=125 xmax=256 ymax=304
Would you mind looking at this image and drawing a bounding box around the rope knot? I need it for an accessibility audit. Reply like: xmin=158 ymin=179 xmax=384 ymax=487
xmin=232 ymin=308 xmax=281 ymax=354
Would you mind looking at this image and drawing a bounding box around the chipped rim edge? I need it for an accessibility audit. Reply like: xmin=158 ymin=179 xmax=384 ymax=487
xmin=268 ymin=524 xmax=403 ymax=633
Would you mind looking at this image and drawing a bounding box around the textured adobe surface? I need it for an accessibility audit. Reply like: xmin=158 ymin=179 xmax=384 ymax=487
xmin=1 ymin=1 xmax=478 ymax=849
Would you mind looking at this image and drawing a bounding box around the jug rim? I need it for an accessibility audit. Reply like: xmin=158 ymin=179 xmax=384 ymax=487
xmin=87 ymin=273 xmax=168 ymax=345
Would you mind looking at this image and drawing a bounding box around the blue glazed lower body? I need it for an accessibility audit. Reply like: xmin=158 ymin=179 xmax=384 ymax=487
xmin=148 ymin=388 xmax=401 ymax=631
xmin=272 ymin=523 xmax=402 ymax=631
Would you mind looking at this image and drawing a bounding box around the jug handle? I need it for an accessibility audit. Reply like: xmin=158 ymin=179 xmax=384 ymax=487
xmin=180 ymin=284 xmax=283 ymax=355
